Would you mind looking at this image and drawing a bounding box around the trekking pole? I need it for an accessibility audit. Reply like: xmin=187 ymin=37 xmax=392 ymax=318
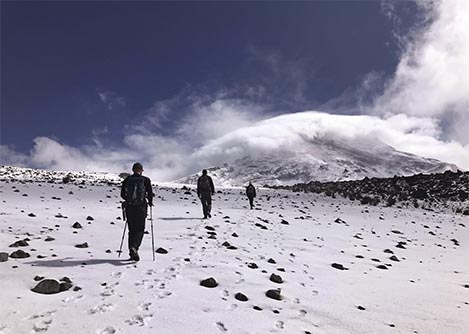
xmin=118 ymin=221 xmax=127 ymax=258
xmin=118 ymin=202 xmax=127 ymax=258
xmin=150 ymin=206 xmax=155 ymax=261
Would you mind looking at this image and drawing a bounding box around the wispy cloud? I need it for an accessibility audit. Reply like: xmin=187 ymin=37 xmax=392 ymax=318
xmin=96 ymin=89 xmax=127 ymax=111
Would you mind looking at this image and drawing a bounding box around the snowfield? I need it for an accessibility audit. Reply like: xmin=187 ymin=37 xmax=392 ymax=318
xmin=1 ymin=172 xmax=468 ymax=334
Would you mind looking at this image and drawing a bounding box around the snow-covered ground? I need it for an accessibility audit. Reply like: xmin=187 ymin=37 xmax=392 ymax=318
xmin=1 ymin=176 xmax=468 ymax=334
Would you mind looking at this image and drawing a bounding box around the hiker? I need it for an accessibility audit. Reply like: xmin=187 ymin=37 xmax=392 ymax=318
xmin=121 ymin=162 xmax=153 ymax=261
xmin=197 ymin=169 xmax=215 ymax=219
xmin=246 ymin=182 xmax=256 ymax=209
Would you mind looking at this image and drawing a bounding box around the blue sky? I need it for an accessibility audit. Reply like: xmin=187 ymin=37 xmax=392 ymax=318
xmin=2 ymin=1 xmax=414 ymax=149
xmin=1 ymin=1 xmax=468 ymax=178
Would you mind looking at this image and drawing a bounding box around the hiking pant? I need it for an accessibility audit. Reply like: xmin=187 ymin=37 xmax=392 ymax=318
xmin=126 ymin=205 xmax=147 ymax=251
xmin=200 ymin=192 xmax=212 ymax=217
xmin=248 ymin=195 xmax=254 ymax=209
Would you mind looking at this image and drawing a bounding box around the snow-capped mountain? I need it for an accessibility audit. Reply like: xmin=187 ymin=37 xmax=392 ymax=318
xmin=176 ymin=112 xmax=459 ymax=187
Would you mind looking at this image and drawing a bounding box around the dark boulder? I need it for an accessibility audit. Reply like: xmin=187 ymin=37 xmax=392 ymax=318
xmin=10 ymin=250 xmax=30 ymax=258
xmin=234 ymin=292 xmax=248 ymax=302
xmin=266 ymin=289 xmax=282 ymax=301
xmin=270 ymin=273 xmax=283 ymax=284
xmin=31 ymin=279 xmax=61 ymax=294
xmin=200 ymin=277 xmax=218 ymax=288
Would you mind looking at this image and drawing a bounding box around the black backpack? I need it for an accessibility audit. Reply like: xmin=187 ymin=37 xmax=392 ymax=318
xmin=247 ymin=185 xmax=255 ymax=196
xmin=199 ymin=176 xmax=211 ymax=192
xmin=125 ymin=176 xmax=146 ymax=206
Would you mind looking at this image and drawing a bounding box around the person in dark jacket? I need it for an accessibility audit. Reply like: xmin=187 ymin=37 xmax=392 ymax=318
xmin=197 ymin=169 xmax=215 ymax=219
xmin=246 ymin=182 xmax=256 ymax=209
xmin=121 ymin=162 xmax=153 ymax=261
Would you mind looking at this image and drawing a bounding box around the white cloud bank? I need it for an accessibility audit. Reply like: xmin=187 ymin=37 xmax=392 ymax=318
xmin=371 ymin=0 xmax=469 ymax=144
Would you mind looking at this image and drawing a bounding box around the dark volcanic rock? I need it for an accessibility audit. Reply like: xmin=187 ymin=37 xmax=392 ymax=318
xmin=72 ymin=222 xmax=82 ymax=229
xmin=389 ymin=255 xmax=400 ymax=262
xmin=86 ymin=216 xmax=94 ymax=221
xmin=75 ymin=242 xmax=89 ymax=248
xmin=376 ymin=264 xmax=389 ymax=270
xmin=34 ymin=276 xmax=45 ymax=281
xmin=331 ymin=263 xmax=348 ymax=270
xmin=10 ymin=250 xmax=30 ymax=258
xmin=200 ymin=277 xmax=218 ymax=288
xmin=31 ymin=279 xmax=61 ymax=294
xmin=248 ymin=262 xmax=258 ymax=269
xmin=267 ymin=258 xmax=276 ymax=264
xmin=280 ymin=219 xmax=290 ymax=225
xmin=155 ymin=247 xmax=168 ymax=254
xmin=44 ymin=236 xmax=55 ymax=242
xmin=270 ymin=273 xmax=283 ymax=284
xmin=0 ymin=252 xmax=9 ymax=262
xmin=28 ymin=213 xmax=36 ymax=217
xmin=59 ymin=282 xmax=73 ymax=292
xmin=9 ymin=239 xmax=29 ymax=247
xmin=357 ymin=305 xmax=366 ymax=311
xmin=266 ymin=289 xmax=282 ymax=301
xmin=235 ymin=292 xmax=248 ymax=302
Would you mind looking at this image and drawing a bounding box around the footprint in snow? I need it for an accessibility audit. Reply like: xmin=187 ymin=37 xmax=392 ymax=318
xmin=215 ymin=321 xmax=227 ymax=332
xmin=125 ymin=314 xmax=154 ymax=327
xmin=96 ymin=326 xmax=116 ymax=334
xmin=88 ymin=303 xmax=115 ymax=315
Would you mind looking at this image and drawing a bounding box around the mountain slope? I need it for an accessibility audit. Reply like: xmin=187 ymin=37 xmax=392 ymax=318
xmin=177 ymin=135 xmax=458 ymax=187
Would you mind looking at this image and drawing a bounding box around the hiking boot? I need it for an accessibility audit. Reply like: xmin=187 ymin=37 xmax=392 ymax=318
xmin=130 ymin=247 xmax=140 ymax=261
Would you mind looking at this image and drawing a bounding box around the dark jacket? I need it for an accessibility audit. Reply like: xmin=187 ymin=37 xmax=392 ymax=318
xmin=197 ymin=175 xmax=215 ymax=197
xmin=121 ymin=174 xmax=154 ymax=206
xmin=246 ymin=184 xmax=256 ymax=198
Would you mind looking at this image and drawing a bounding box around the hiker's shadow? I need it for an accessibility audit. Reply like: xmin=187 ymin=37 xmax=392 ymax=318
xmin=159 ymin=217 xmax=202 ymax=221
xmin=25 ymin=257 xmax=132 ymax=267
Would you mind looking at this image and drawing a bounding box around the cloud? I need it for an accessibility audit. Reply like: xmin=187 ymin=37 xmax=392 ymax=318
xmin=191 ymin=111 xmax=469 ymax=171
xmin=0 ymin=145 xmax=28 ymax=166
xmin=370 ymin=0 xmax=469 ymax=144
xmin=97 ymin=89 xmax=127 ymax=111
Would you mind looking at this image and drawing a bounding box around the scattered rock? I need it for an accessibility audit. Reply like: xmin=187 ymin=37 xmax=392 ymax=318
xmin=31 ymin=279 xmax=61 ymax=294
xmin=72 ymin=222 xmax=82 ymax=229
xmin=86 ymin=216 xmax=94 ymax=221
xmin=9 ymin=239 xmax=29 ymax=247
xmin=10 ymin=250 xmax=30 ymax=258
xmin=280 ymin=219 xmax=290 ymax=225
xmin=75 ymin=242 xmax=89 ymax=248
xmin=231 ymin=232 xmax=238 ymax=237
xmin=59 ymin=282 xmax=73 ymax=292
xmin=267 ymin=258 xmax=276 ymax=264
xmin=200 ymin=277 xmax=218 ymax=288
xmin=376 ymin=265 xmax=388 ymax=270
xmin=105 ymin=249 xmax=112 ymax=253
xmin=155 ymin=247 xmax=168 ymax=254
xmin=357 ymin=305 xmax=366 ymax=311
xmin=235 ymin=292 xmax=248 ymax=302
xmin=331 ymin=263 xmax=348 ymax=270
xmin=270 ymin=273 xmax=283 ymax=284
xmin=266 ymin=289 xmax=282 ymax=301
xmin=34 ymin=276 xmax=45 ymax=281
xmin=247 ymin=262 xmax=258 ymax=269
xmin=389 ymin=255 xmax=400 ymax=262
xmin=60 ymin=277 xmax=72 ymax=283
xmin=44 ymin=236 xmax=55 ymax=242
xmin=28 ymin=213 xmax=36 ymax=217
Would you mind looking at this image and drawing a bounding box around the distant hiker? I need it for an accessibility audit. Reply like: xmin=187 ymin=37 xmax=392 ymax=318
xmin=246 ymin=182 xmax=256 ymax=209
xmin=121 ymin=162 xmax=153 ymax=261
xmin=197 ymin=169 xmax=215 ymax=219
